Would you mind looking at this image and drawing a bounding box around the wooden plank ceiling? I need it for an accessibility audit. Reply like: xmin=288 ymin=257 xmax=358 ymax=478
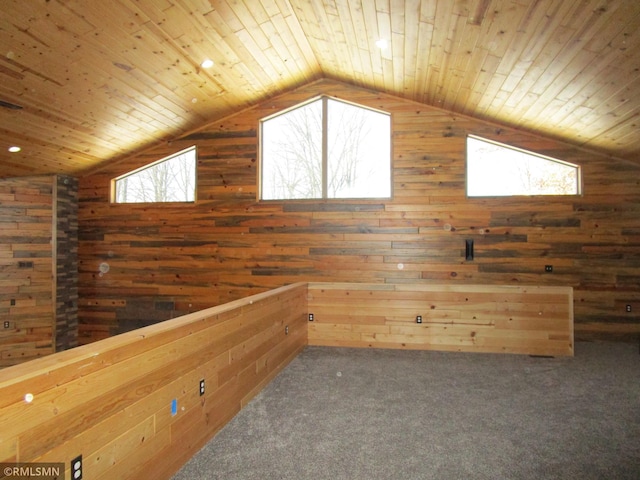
xmin=0 ymin=0 xmax=639 ymax=178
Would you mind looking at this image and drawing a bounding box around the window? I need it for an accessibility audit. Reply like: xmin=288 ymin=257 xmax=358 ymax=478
xmin=260 ymin=96 xmax=391 ymax=200
xmin=466 ymin=135 xmax=580 ymax=197
xmin=113 ymin=146 xmax=196 ymax=203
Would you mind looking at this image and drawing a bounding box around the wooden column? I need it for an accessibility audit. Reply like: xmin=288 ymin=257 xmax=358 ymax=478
xmin=0 ymin=174 xmax=78 ymax=367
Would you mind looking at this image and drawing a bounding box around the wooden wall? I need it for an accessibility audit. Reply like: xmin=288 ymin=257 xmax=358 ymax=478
xmin=0 ymin=282 xmax=307 ymax=480
xmin=0 ymin=175 xmax=78 ymax=367
xmin=79 ymin=79 xmax=640 ymax=345
xmin=307 ymin=282 xmax=573 ymax=356
xmin=0 ymin=279 xmax=571 ymax=480
xmin=55 ymin=175 xmax=79 ymax=352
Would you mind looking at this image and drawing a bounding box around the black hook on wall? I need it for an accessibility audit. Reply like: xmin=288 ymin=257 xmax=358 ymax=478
xmin=465 ymin=239 xmax=474 ymax=261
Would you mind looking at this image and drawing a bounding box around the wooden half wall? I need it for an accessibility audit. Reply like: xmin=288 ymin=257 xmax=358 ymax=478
xmin=0 ymin=281 xmax=571 ymax=479
xmin=0 ymin=283 xmax=307 ymax=480
xmin=307 ymin=283 xmax=574 ymax=356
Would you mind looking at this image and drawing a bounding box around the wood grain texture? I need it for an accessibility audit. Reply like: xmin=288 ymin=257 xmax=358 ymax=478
xmin=0 ymin=175 xmax=78 ymax=367
xmin=0 ymin=279 xmax=571 ymax=479
xmin=0 ymin=282 xmax=308 ymax=480
xmin=78 ymin=79 xmax=640 ymax=344
xmin=307 ymin=282 xmax=573 ymax=356
xmin=54 ymin=175 xmax=79 ymax=352
xmin=1 ymin=1 xmax=640 ymax=178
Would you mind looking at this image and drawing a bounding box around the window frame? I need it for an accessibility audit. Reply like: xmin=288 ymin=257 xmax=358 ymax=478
xmin=258 ymin=95 xmax=393 ymax=201
xmin=465 ymin=134 xmax=582 ymax=198
xmin=111 ymin=145 xmax=197 ymax=204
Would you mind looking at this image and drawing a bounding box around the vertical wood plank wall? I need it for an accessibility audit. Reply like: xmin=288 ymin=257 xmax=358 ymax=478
xmin=0 ymin=175 xmax=78 ymax=366
xmin=0 ymin=282 xmax=307 ymax=480
xmin=307 ymin=282 xmax=573 ymax=356
xmin=79 ymin=79 xmax=640 ymax=344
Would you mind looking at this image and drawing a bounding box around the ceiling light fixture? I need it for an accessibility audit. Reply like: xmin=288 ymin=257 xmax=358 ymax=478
xmin=375 ymin=38 xmax=388 ymax=49
xmin=201 ymin=59 xmax=214 ymax=69
xmin=8 ymin=146 xmax=21 ymax=153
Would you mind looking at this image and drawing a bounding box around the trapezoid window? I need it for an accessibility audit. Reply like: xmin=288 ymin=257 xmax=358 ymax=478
xmin=260 ymin=96 xmax=391 ymax=200
xmin=113 ymin=146 xmax=197 ymax=203
xmin=466 ymin=135 xmax=580 ymax=197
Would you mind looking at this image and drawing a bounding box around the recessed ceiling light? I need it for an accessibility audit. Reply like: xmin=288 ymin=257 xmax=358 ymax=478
xmin=201 ymin=59 xmax=214 ymax=69
xmin=8 ymin=146 xmax=21 ymax=153
xmin=375 ymin=38 xmax=388 ymax=49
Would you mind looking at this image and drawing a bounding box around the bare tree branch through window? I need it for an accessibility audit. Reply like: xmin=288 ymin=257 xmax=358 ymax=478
xmin=466 ymin=136 xmax=580 ymax=197
xmin=261 ymin=97 xmax=391 ymax=200
xmin=114 ymin=146 xmax=196 ymax=203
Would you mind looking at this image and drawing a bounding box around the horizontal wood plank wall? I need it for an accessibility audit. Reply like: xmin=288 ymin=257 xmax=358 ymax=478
xmin=0 ymin=282 xmax=307 ymax=480
xmin=0 ymin=176 xmax=56 ymax=366
xmin=79 ymin=78 xmax=640 ymax=345
xmin=55 ymin=175 xmax=79 ymax=352
xmin=0 ymin=175 xmax=78 ymax=367
xmin=307 ymin=282 xmax=573 ymax=356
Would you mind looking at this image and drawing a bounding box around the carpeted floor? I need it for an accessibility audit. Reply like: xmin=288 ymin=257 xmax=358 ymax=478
xmin=172 ymin=342 xmax=640 ymax=480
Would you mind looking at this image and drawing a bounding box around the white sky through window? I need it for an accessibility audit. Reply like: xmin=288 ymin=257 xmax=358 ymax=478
xmin=466 ymin=136 xmax=580 ymax=197
xmin=260 ymin=97 xmax=391 ymax=200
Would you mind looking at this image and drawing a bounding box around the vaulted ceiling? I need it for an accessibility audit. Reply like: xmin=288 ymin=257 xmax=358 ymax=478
xmin=1 ymin=0 xmax=639 ymax=178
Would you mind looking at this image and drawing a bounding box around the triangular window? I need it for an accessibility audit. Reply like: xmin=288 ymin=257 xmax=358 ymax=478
xmin=113 ymin=146 xmax=196 ymax=203
xmin=466 ymin=135 xmax=580 ymax=197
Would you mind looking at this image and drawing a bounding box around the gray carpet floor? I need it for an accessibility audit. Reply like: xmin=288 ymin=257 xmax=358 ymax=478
xmin=172 ymin=342 xmax=640 ymax=480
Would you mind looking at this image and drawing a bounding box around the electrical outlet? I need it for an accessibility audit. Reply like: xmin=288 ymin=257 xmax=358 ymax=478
xmin=3 ymin=321 xmax=9 ymax=329
xmin=626 ymin=305 xmax=632 ymax=313
xmin=71 ymin=455 xmax=82 ymax=480
xmin=199 ymin=379 xmax=205 ymax=396
xmin=285 ymin=325 xmax=289 ymax=335
xmin=416 ymin=315 xmax=422 ymax=324
xmin=545 ymin=265 xmax=553 ymax=272
xmin=308 ymin=313 xmax=314 ymax=322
